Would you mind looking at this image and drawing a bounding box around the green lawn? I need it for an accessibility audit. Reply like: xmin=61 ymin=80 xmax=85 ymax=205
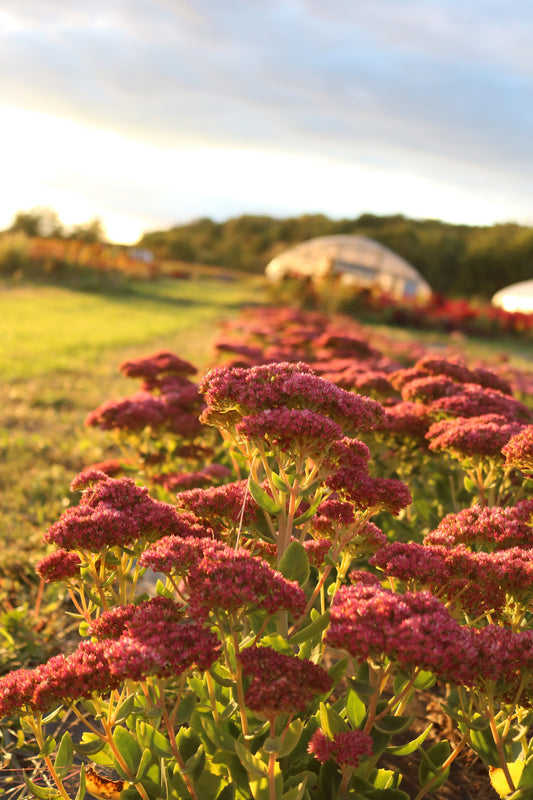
xmin=1 ymin=276 xmax=264 ymax=380
xmin=0 ymin=275 xmax=264 ymax=557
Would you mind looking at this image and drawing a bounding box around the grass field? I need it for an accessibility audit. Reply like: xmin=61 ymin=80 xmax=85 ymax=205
xmin=0 ymin=274 xmax=266 ymax=563
xmin=2 ymin=272 xmax=532 ymax=567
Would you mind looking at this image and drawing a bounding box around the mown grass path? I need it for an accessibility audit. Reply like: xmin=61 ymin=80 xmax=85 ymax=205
xmin=0 ymin=275 xmax=264 ymax=556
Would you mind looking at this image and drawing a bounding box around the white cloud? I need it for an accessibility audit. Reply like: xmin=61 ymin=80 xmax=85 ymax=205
xmin=0 ymin=0 xmax=532 ymax=240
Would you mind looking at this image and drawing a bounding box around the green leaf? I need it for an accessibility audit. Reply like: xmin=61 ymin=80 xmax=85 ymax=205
xmin=470 ymin=725 xmax=501 ymax=767
xmin=373 ymin=714 xmax=414 ymax=736
xmin=319 ymin=702 xmax=347 ymax=738
xmin=135 ymin=721 xmax=173 ymax=758
xmin=38 ymin=735 xmax=56 ymax=757
xmin=249 ymin=480 xmax=283 ymax=515
xmin=279 ymin=541 xmax=310 ymax=586
xmin=413 ymin=670 xmax=437 ymax=690
xmin=318 ymin=760 xmax=341 ymax=799
xmin=73 ymin=733 xmax=106 ymax=756
xmin=54 ymin=731 xmax=73 ymax=779
xmin=155 ymin=579 xmax=174 ymax=599
xmin=328 ymin=656 xmax=348 ymax=688
xmin=518 ymin=755 xmax=533 ymax=788
xmin=263 ymin=737 xmax=283 ymax=753
xmin=365 ymin=790 xmax=411 ymax=800
xmin=114 ymin=694 xmax=136 ymax=724
xmin=418 ymin=740 xmax=451 ymax=790
xmin=271 ymin=472 xmax=290 ymax=493
xmin=280 ymin=779 xmax=309 ymax=800
xmin=290 ymin=611 xmax=330 ymax=645
xmin=278 ymin=719 xmax=303 ymax=757
xmin=23 ymin=775 xmax=61 ymax=800
xmin=234 ymin=741 xmax=268 ymax=777
xmin=386 ymin=723 xmax=433 ymax=756
xmin=372 ymin=768 xmax=398 ymax=789
xmin=135 ymin=748 xmax=155 ymax=781
xmin=112 ymin=725 xmax=142 ymax=776
xmin=175 ymin=692 xmax=197 ymax=725
xmin=293 ymin=494 xmax=324 ymax=526
xmin=346 ymin=689 xmax=366 ymax=728
xmin=74 ymin=764 xmax=86 ymax=800
xmin=201 ymin=717 xmax=237 ymax=753
xmin=182 ymin=744 xmax=205 ymax=778
xmin=216 ymin=786 xmax=236 ymax=800
xmin=42 ymin=706 xmax=64 ymax=725
xmin=463 ymin=476 xmax=478 ymax=494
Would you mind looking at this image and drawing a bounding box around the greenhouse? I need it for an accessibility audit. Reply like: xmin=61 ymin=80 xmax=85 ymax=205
xmin=492 ymin=280 xmax=533 ymax=313
xmin=265 ymin=234 xmax=432 ymax=301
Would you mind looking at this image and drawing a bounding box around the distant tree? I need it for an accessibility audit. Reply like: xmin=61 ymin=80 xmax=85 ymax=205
xmin=138 ymin=212 xmax=533 ymax=298
xmin=67 ymin=217 xmax=106 ymax=243
xmin=8 ymin=207 xmax=64 ymax=238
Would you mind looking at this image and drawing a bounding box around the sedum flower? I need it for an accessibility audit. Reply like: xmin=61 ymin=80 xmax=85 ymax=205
xmin=119 ymin=351 xmax=197 ymax=380
xmin=326 ymin=583 xmax=478 ymax=683
xmin=35 ymin=549 xmax=82 ymax=582
xmin=199 ymin=362 xmax=386 ymax=436
xmin=502 ymin=425 xmax=533 ymax=474
xmin=45 ymin=474 xmax=186 ymax=551
xmin=235 ymin=407 xmax=343 ymax=458
xmin=188 ymin=544 xmax=306 ymax=620
xmin=176 ymin=480 xmax=258 ymax=528
xmin=425 ymin=501 xmax=533 ymax=550
xmin=426 ymin=414 xmax=524 ymax=460
xmin=308 ymin=728 xmax=373 ymax=766
xmin=239 ymin=646 xmax=332 ymax=715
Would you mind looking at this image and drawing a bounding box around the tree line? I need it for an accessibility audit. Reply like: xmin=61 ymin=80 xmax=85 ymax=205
xmin=139 ymin=213 xmax=533 ymax=299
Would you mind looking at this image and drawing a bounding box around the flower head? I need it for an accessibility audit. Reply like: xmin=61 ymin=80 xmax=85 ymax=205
xmin=426 ymin=415 xmax=523 ymax=460
xmin=308 ymin=728 xmax=373 ymax=766
xmin=235 ymin=408 xmax=343 ymax=458
xmin=36 ymin=549 xmax=82 ymax=582
xmin=239 ymin=646 xmax=332 ymax=715
xmin=502 ymin=425 xmax=533 ymax=474
xmin=188 ymin=545 xmax=306 ymax=619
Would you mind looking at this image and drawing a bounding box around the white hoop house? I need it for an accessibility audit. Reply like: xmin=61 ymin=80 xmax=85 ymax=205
xmin=492 ymin=280 xmax=533 ymax=313
xmin=265 ymin=235 xmax=432 ymax=301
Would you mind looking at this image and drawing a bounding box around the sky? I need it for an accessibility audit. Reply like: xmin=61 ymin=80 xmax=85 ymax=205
xmin=0 ymin=0 xmax=532 ymax=244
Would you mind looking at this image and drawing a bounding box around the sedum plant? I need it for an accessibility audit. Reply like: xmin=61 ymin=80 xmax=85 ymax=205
xmin=4 ymin=354 xmax=533 ymax=800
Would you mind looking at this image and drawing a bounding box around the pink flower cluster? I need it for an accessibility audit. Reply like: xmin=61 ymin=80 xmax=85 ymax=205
xmin=326 ymin=583 xmax=478 ymax=683
xmin=426 ymin=502 xmax=533 ymax=550
xmin=187 ymin=544 xmax=306 ymax=620
xmin=176 ymin=480 xmax=258 ymax=528
xmin=239 ymin=646 xmax=332 ymax=715
xmin=86 ymin=350 xmax=205 ymax=438
xmin=308 ymin=728 xmax=373 ymax=766
xmin=152 ymin=463 xmax=232 ymax=492
xmin=426 ymin=414 xmax=524 ymax=460
xmin=199 ymin=362 xmax=386 ymax=435
xmin=85 ymin=391 xmax=203 ymax=437
xmin=45 ymin=472 xmax=188 ymax=551
xmin=427 ymin=385 xmax=531 ymax=422
xmin=398 ymin=356 xmax=512 ymax=396
xmin=380 ymin=401 xmax=432 ymax=443
xmin=325 ymin=439 xmax=411 ymax=515
xmin=371 ymin=542 xmax=506 ymax=614
xmin=0 ymin=597 xmax=221 ymax=716
xmin=139 ymin=535 xmax=225 ymax=577
xmin=120 ymin=351 xmax=197 ymax=381
xmin=235 ymin=408 xmax=344 ymax=458
xmin=36 ymin=549 xmax=82 ymax=583
xmin=88 ymin=596 xmax=220 ymax=679
xmin=101 ymin=597 xmax=220 ymax=680
xmin=0 ymin=640 xmax=121 ymax=717
xmin=502 ymin=425 xmax=533 ymax=474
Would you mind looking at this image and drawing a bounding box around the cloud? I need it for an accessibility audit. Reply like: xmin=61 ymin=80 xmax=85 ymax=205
xmin=0 ymin=0 xmax=532 ymax=238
